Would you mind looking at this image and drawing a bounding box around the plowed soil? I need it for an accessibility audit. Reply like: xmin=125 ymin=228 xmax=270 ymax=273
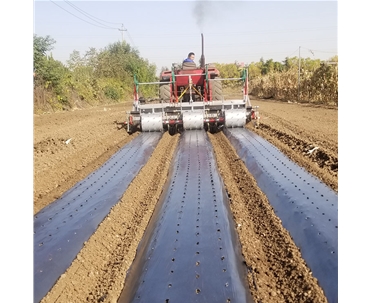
xmin=34 ymin=97 xmax=338 ymax=303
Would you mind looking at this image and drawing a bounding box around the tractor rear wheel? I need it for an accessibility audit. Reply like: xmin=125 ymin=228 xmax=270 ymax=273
xmin=168 ymin=124 xmax=177 ymax=136
xmin=210 ymin=77 xmax=223 ymax=100
xmin=159 ymin=83 xmax=171 ymax=101
xmin=209 ymin=123 xmax=218 ymax=134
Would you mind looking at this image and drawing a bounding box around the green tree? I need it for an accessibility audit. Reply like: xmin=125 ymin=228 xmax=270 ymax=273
xmin=248 ymin=63 xmax=261 ymax=79
xmin=215 ymin=63 xmax=241 ymax=88
xmin=95 ymin=41 xmax=157 ymax=98
xmin=95 ymin=41 xmax=132 ymax=82
xmin=283 ymin=57 xmax=297 ymax=70
xmin=302 ymin=57 xmax=321 ymax=72
xmin=34 ymin=34 xmax=56 ymax=73
xmin=260 ymin=58 xmax=284 ymax=75
xmin=84 ymin=47 xmax=99 ymax=69
xmin=33 ymin=35 xmax=70 ymax=100
xmin=67 ymin=50 xmax=84 ymax=70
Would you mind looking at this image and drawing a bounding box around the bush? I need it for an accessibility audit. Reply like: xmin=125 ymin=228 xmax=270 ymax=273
xmin=104 ymin=86 xmax=121 ymax=101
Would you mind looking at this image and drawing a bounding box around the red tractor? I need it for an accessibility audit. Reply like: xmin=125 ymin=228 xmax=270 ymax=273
xmin=159 ymin=35 xmax=223 ymax=104
xmin=125 ymin=34 xmax=256 ymax=135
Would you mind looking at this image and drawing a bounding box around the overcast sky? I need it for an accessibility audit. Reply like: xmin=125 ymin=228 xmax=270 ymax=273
xmin=34 ymin=0 xmax=338 ymax=73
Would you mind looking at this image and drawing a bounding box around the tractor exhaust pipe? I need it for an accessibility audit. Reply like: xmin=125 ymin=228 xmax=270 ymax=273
xmin=200 ymin=33 xmax=205 ymax=69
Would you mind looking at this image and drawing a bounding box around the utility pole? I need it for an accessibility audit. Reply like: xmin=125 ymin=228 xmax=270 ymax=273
xmin=298 ymin=46 xmax=301 ymax=102
xmin=118 ymin=24 xmax=127 ymax=42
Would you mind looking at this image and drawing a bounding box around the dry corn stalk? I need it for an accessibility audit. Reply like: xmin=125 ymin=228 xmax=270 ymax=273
xmin=249 ymin=64 xmax=338 ymax=105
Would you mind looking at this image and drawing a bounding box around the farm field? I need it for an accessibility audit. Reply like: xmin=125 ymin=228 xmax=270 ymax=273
xmin=34 ymin=96 xmax=338 ymax=303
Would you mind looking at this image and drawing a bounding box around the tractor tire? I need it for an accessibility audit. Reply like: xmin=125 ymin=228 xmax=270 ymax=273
xmin=159 ymin=83 xmax=171 ymax=101
xmin=209 ymin=123 xmax=218 ymax=134
xmin=210 ymin=78 xmax=223 ymax=100
xmin=168 ymin=125 xmax=177 ymax=136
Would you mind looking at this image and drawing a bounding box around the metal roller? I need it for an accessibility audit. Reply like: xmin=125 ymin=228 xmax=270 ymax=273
xmin=141 ymin=113 xmax=163 ymax=132
xmin=182 ymin=110 xmax=204 ymax=130
xmin=224 ymin=109 xmax=246 ymax=128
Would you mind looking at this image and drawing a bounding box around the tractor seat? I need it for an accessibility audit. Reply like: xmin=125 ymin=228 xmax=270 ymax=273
xmin=182 ymin=61 xmax=197 ymax=70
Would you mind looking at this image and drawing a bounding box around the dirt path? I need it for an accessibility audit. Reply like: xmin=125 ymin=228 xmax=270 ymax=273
xmin=34 ymin=98 xmax=337 ymax=303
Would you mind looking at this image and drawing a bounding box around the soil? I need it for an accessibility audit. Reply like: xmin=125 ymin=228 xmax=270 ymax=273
xmin=34 ymin=97 xmax=338 ymax=303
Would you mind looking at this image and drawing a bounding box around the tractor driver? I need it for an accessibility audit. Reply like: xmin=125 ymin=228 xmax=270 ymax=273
xmin=183 ymin=52 xmax=195 ymax=63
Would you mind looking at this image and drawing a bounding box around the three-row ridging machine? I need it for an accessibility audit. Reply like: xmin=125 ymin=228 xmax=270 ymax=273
xmin=124 ymin=34 xmax=259 ymax=135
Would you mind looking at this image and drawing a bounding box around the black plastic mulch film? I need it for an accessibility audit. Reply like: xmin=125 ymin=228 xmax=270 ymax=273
xmin=224 ymin=128 xmax=338 ymax=303
xmin=34 ymin=128 xmax=338 ymax=303
xmin=33 ymin=133 xmax=162 ymax=303
xmin=118 ymin=130 xmax=254 ymax=303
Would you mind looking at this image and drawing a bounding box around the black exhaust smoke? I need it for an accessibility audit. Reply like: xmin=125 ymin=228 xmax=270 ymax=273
xmin=200 ymin=33 xmax=205 ymax=68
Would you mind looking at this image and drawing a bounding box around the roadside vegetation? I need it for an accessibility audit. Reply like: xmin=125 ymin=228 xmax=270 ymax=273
xmin=33 ymin=34 xmax=338 ymax=113
xmin=33 ymin=35 xmax=157 ymax=113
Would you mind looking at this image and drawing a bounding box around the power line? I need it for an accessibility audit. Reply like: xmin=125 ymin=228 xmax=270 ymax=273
xmin=63 ymin=0 xmax=122 ymax=26
xmin=51 ymin=0 xmax=137 ymax=49
xmin=126 ymin=30 xmax=137 ymax=49
xmin=59 ymin=0 xmax=139 ymax=50
xmin=301 ymin=47 xmax=337 ymax=54
xmin=116 ymin=22 xmax=136 ymax=49
xmin=285 ymin=49 xmax=300 ymax=58
xmin=118 ymin=24 xmax=127 ymax=42
xmin=49 ymin=0 xmax=117 ymax=30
